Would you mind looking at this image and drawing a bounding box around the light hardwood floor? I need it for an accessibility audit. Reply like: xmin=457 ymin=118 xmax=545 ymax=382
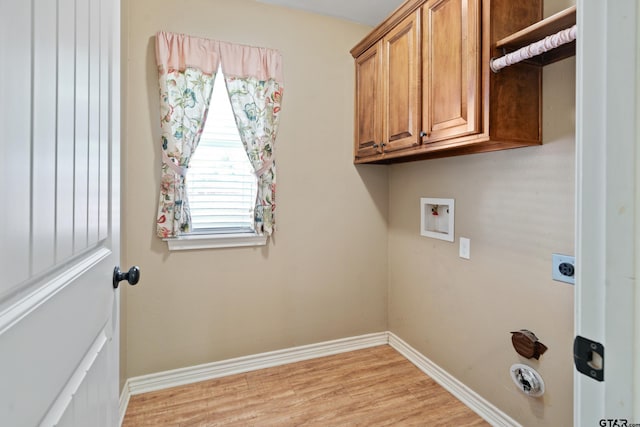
xmin=123 ymin=345 xmax=490 ymax=426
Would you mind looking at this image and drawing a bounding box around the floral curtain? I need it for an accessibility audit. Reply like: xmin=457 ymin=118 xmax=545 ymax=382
xmin=155 ymin=32 xmax=220 ymax=238
xmin=154 ymin=32 xmax=283 ymax=238
xmin=219 ymin=42 xmax=283 ymax=236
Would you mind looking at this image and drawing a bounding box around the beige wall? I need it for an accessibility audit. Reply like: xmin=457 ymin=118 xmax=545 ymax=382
xmin=121 ymin=0 xmax=388 ymax=378
xmin=387 ymin=5 xmax=576 ymax=425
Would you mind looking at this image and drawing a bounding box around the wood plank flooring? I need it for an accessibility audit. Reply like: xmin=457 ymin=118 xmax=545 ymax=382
xmin=123 ymin=345 xmax=489 ymax=426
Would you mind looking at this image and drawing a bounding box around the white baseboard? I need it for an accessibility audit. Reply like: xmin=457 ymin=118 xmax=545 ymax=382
xmin=119 ymin=332 xmax=387 ymax=424
xmin=387 ymin=332 xmax=521 ymax=427
xmin=118 ymin=381 xmax=130 ymax=427
xmin=119 ymin=331 xmax=519 ymax=427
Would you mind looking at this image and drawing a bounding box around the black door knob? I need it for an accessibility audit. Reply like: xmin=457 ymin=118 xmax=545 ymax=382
xmin=113 ymin=266 xmax=141 ymax=289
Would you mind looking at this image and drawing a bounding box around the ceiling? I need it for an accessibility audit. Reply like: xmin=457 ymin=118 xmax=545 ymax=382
xmin=255 ymin=0 xmax=405 ymax=26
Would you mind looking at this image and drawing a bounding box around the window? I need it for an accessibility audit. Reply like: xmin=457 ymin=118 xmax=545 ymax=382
xmin=156 ymin=33 xmax=282 ymax=247
xmin=187 ymin=71 xmax=257 ymax=232
xmin=168 ymin=71 xmax=266 ymax=250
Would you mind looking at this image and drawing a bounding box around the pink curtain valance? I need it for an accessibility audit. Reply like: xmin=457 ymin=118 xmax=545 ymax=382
xmin=219 ymin=41 xmax=283 ymax=85
xmin=156 ymin=31 xmax=221 ymax=75
xmin=156 ymin=32 xmax=283 ymax=84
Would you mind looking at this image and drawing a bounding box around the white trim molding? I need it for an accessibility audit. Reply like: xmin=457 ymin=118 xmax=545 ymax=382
xmin=119 ymin=333 xmax=387 ymax=423
xmin=119 ymin=332 xmax=519 ymax=426
xmin=126 ymin=332 xmax=387 ymax=395
xmin=387 ymin=332 xmax=521 ymax=427
xmin=574 ymin=0 xmax=638 ymax=423
xmin=164 ymin=232 xmax=267 ymax=251
xmin=118 ymin=383 xmax=131 ymax=427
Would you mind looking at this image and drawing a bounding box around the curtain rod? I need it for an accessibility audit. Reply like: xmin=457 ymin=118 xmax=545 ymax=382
xmin=490 ymin=25 xmax=577 ymax=73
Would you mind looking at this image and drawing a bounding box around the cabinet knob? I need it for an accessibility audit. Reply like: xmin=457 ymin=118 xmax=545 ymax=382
xmin=372 ymin=143 xmax=379 ymax=149
xmin=420 ymin=131 xmax=428 ymax=138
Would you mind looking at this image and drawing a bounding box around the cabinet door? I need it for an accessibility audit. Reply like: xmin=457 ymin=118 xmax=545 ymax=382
xmin=382 ymin=11 xmax=421 ymax=153
xmin=422 ymin=0 xmax=480 ymax=142
xmin=355 ymin=41 xmax=383 ymax=159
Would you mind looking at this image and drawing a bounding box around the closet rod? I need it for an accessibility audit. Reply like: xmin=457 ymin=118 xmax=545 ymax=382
xmin=490 ymin=25 xmax=577 ymax=73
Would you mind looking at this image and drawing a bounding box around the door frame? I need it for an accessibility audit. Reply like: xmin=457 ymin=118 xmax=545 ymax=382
xmin=574 ymin=0 xmax=639 ymax=424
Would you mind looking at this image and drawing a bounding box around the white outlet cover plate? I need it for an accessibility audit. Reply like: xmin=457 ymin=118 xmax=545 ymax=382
xmin=552 ymin=253 xmax=575 ymax=284
xmin=459 ymin=237 xmax=470 ymax=259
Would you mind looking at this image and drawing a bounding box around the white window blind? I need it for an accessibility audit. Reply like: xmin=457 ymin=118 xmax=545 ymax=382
xmin=187 ymin=71 xmax=257 ymax=232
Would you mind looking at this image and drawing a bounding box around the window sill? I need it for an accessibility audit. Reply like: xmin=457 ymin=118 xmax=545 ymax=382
xmin=164 ymin=233 xmax=268 ymax=251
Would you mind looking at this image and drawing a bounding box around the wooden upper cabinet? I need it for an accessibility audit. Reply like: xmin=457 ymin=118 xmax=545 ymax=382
xmin=382 ymin=11 xmax=421 ymax=153
xmin=354 ymin=12 xmax=420 ymax=161
xmin=422 ymin=0 xmax=480 ymax=143
xmin=351 ymin=0 xmax=545 ymax=164
xmin=355 ymin=42 xmax=383 ymax=159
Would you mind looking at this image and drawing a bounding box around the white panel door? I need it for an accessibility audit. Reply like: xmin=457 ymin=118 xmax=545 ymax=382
xmin=575 ymin=0 xmax=638 ymax=424
xmin=0 ymin=0 xmax=122 ymax=425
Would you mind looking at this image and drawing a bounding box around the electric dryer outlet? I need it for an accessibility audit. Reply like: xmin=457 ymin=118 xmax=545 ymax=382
xmin=552 ymin=253 xmax=575 ymax=284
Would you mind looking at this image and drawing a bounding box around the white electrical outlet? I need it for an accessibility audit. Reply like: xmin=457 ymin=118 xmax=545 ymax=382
xmin=459 ymin=237 xmax=470 ymax=259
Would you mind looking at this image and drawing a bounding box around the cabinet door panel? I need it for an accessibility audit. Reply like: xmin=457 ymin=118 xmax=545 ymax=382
xmin=383 ymin=11 xmax=421 ymax=153
xmin=355 ymin=42 xmax=382 ymax=158
xmin=423 ymin=0 xmax=480 ymax=142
